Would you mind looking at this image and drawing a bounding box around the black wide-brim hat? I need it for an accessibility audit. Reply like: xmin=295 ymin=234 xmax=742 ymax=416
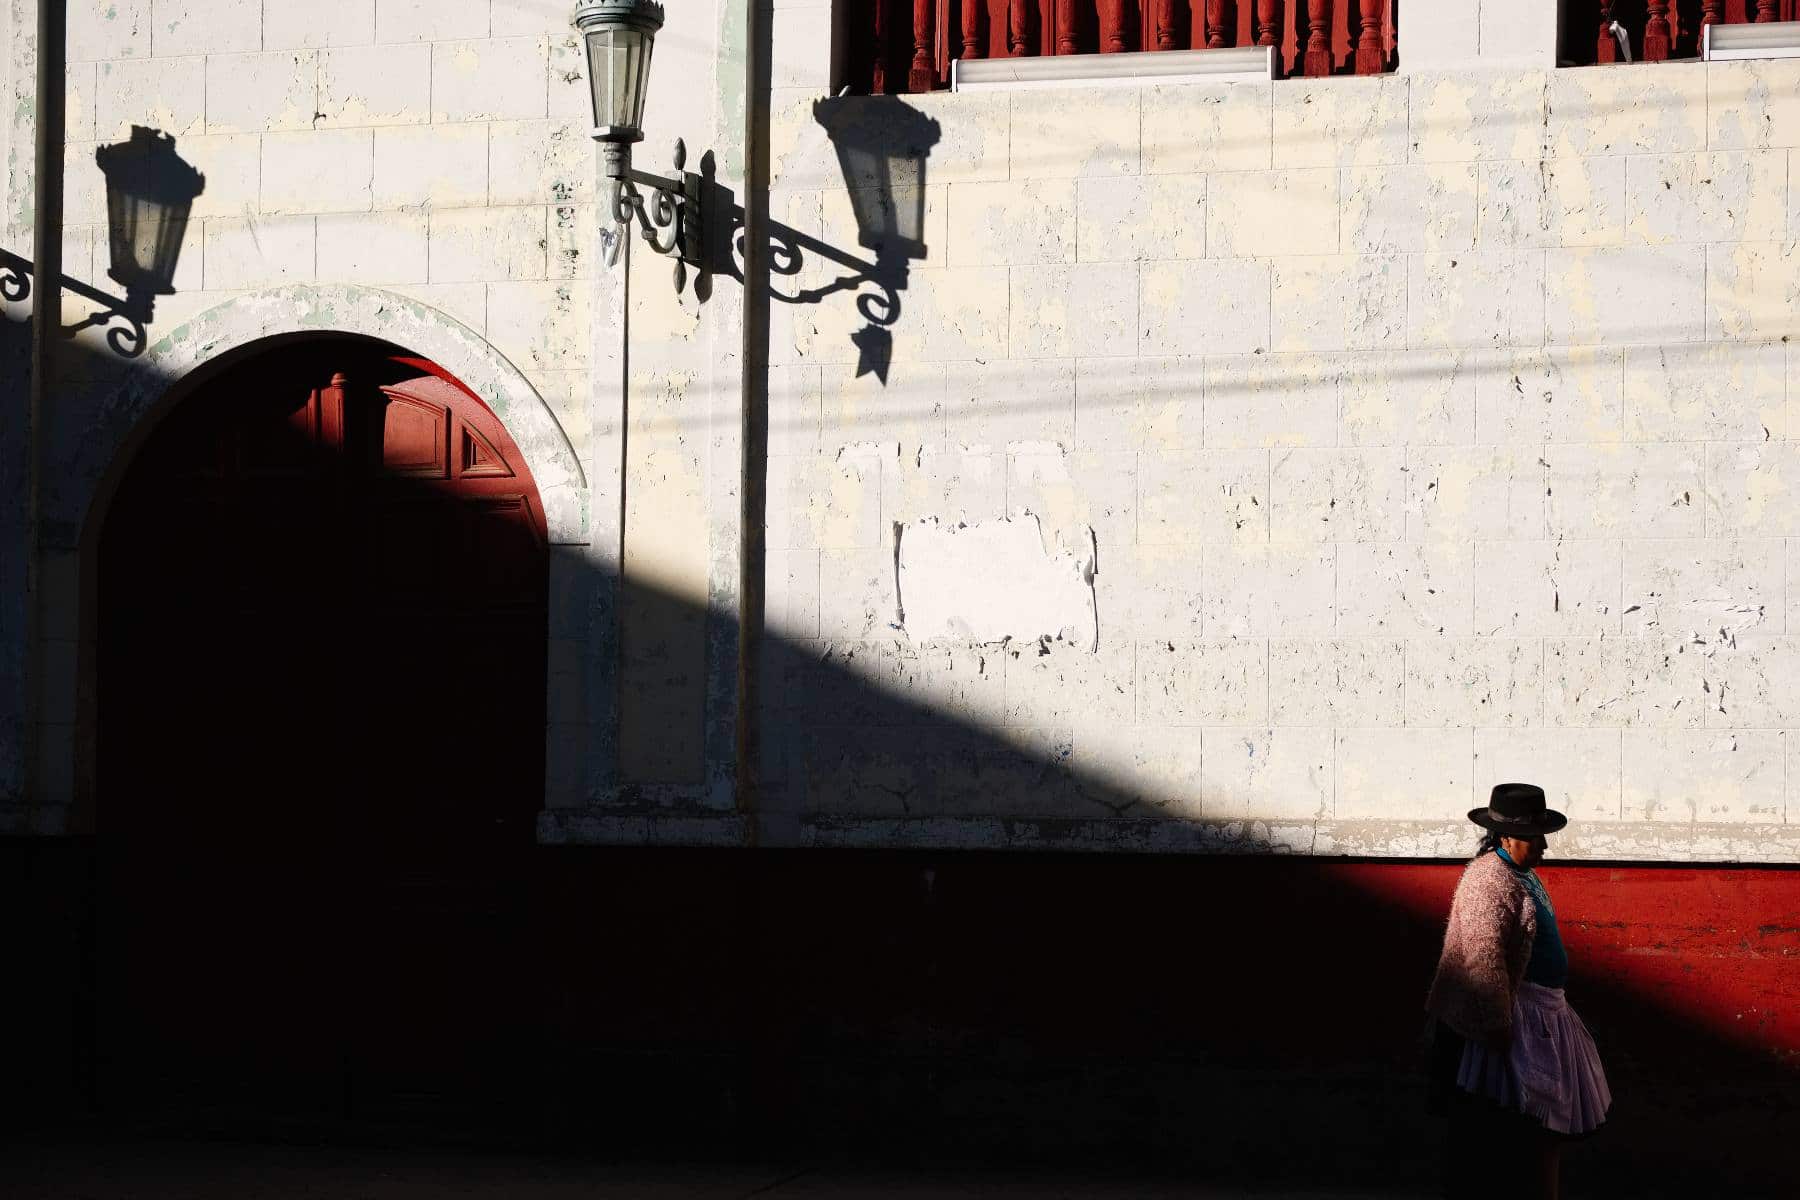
xmin=1468 ymin=782 xmax=1568 ymax=837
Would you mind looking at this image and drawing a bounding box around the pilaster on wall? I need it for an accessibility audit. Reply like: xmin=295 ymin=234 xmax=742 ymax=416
xmin=580 ymin=0 xmax=751 ymax=809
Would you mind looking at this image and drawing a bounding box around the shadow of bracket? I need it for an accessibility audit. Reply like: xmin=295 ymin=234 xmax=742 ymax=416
xmin=1 ymin=248 xmax=151 ymax=358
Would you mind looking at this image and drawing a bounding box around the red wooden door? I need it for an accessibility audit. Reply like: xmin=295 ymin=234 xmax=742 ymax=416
xmin=97 ymin=336 xmax=548 ymax=1134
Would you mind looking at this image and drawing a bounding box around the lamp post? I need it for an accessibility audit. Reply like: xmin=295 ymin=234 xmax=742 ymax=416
xmin=574 ymin=0 xmax=705 ymax=284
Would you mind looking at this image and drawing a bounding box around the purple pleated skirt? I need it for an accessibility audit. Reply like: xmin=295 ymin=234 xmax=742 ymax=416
xmin=1457 ymin=981 xmax=1612 ymax=1136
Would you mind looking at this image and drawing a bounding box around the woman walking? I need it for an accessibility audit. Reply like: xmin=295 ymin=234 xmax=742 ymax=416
xmin=1426 ymin=783 xmax=1611 ymax=1200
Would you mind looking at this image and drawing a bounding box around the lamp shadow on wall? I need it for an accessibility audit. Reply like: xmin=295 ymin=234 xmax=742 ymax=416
xmin=0 ymin=324 xmax=1796 ymax=1199
xmin=0 ymin=127 xmax=205 ymax=362
xmin=715 ymin=97 xmax=941 ymax=385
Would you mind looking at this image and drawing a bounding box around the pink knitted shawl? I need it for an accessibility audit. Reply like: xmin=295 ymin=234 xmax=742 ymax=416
xmin=1426 ymin=851 xmax=1538 ymax=1041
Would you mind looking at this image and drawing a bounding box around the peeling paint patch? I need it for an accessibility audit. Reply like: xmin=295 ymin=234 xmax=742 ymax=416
xmin=896 ymin=515 xmax=1096 ymax=647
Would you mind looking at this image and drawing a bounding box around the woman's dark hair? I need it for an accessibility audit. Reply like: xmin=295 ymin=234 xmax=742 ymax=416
xmin=1473 ymin=830 xmax=1501 ymax=859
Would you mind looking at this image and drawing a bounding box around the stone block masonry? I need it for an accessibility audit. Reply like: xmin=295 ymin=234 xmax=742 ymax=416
xmin=51 ymin=0 xmax=596 ymax=465
xmin=21 ymin=0 xmax=1800 ymax=860
xmin=751 ymin=58 xmax=1800 ymax=862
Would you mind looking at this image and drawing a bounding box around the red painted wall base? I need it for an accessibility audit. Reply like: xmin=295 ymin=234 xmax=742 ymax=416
xmin=4 ymin=843 xmax=1795 ymax=1191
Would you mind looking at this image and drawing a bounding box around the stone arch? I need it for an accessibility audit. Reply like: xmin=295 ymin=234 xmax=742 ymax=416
xmin=49 ymin=285 xmax=588 ymax=833
xmin=69 ymin=284 xmax=588 ymax=549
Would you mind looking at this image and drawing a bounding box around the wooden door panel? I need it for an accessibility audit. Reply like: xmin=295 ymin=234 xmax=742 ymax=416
xmin=463 ymin=497 xmax=546 ymax=604
xmin=99 ymin=337 xmax=548 ymax=1134
xmin=459 ymin=425 xmax=514 ymax=478
xmin=379 ymin=392 xmax=449 ymax=478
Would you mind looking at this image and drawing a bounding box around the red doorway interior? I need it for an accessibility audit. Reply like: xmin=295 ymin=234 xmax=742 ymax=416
xmin=96 ymin=335 xmax=549 ymax=1134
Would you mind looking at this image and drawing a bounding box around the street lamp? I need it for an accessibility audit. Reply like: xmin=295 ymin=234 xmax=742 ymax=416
xmin=574 ymin=0 xmax=704 ymax=281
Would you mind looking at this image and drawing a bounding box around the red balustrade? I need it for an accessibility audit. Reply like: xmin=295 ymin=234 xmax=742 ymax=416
xmin=1303 ymin=0 xmax=1333 ymax=75
xmin=1572 ymin=0 xmax=1799 ymax=65
xmin=1100 ymin=0 xmax=1129 ymax=51
xmin=1645 ymin=0 xmax=1673 ymax=59
xmin=846 ymin=0 xmax=1398 ymax=92
xmin=1008 ymin=0 xmax=1030 ymax=56
xmin=1206 ymin=0 xmax=1229 ymax=50
xmin=1256 ymin=0 xmax=1280 ymax=49
xmin=1355 ymin=0 xmax=1386 ymax=74
xmin=1595 ymin=0 xmax=1618 ymax=62
xmin=1056 ymin=0 xmax=1079 ymax=55
xmin=845 ymin=0 xmax=1800 ymax=92
xmin=962 ymin=0 xmax=982 ymax=56
xmin=1153 ymin=0 xmax=1178 ymax=50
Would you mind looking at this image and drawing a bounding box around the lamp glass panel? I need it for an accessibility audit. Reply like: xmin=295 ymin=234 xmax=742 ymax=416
xmin=585 ymin=27 xmax=652 ymax=134
xmin=583 ymin=32 xmax=608 ymax=127
xmin=626 ymin=35 xmax=652 ymax=130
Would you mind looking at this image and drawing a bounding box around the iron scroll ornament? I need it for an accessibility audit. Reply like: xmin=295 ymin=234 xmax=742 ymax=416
xmin=602 ymin=139 xmax=708 ymax=295
xmin=0 ymin=248 xmax=151 ymax=358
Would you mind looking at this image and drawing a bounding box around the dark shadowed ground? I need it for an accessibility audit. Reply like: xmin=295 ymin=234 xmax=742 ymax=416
xmin=0 ymin=1139 xmax=1428 ymax=1199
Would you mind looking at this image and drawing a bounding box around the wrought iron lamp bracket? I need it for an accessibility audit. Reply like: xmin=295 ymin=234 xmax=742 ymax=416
xmin=599 ymin=139 xmax=707 ymax=289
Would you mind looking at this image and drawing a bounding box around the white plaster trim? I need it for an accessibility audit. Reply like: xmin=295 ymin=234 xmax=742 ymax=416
xmin=65 ymin=284 xmax=590 ymax=547
xmin=953 ymin=46 xmax=1275 ymax=91
xmin=1705 ymin=20 xmax=1800 ymax=60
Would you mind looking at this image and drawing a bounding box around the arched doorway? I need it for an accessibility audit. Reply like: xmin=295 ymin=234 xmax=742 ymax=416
xmin=96 ymin=334 xmax=549 ymax=1135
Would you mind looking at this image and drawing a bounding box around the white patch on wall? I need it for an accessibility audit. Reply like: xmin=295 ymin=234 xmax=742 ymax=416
xmin=896 ymin=516 xmax=1097 ymax=647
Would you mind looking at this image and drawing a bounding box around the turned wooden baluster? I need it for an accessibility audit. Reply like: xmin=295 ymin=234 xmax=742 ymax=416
xmin=1009 ymin=0 xmax=1031 ymax=54
xmin=1206 ymin=0 xmax=1228 ymax=49
xmin=1595 ymin=0 xmax=1618 ymax=64
xmin=1644 ymin=0 xmax=1671 ymax=59
xmin=1099 ymin=0 xmax=1129 ymax=50
xmin=1255 ymin=0 xmax=1279 ymax=47
xmin=1056 ymin=0 xmax=1079 ymax=53
xmin=1354 ymin=0 xmax=1384 ymax=74
xmin=1303 ymin=0 xmax=1332 ymax=76
xmin=909 ymin=0 xmax=935 ymax=90
xmin=1152 ymin=0 xmax=1178 ymax=49
xmin=1757 ymin=0 xmax=1780 ymax=20
xmin=960 ymin=0 xmax=983 ymax=58
xmin=1700 ymin=0 xmax=1723 ymax=30
xmin=872 ymin=0 xmax=891 ymax=93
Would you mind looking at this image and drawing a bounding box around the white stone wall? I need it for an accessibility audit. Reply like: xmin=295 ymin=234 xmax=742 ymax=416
xmin=13 ymin=2 xmax=1800 ymax=860
xmin=747 ymin=56 xmax=1800 ymax=862
xmin=55 ymin=0 xmax=597 ymax=455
